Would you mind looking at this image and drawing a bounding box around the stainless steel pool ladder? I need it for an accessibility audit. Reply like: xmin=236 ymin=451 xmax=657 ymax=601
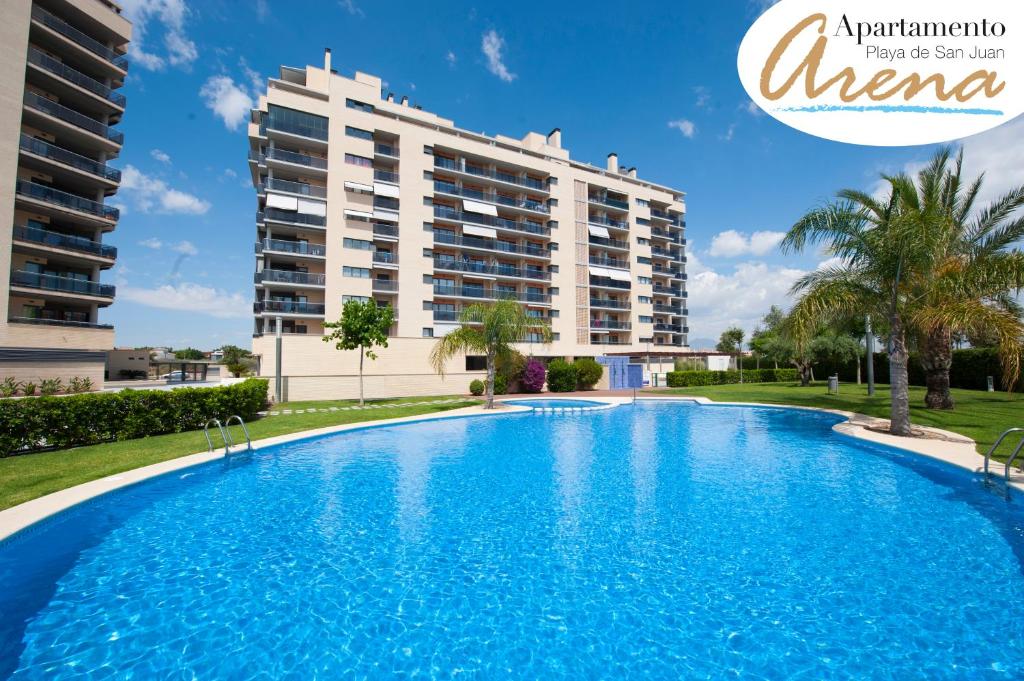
xmin=223 ymin=415 xmax=253 ymax=453
xmin=202 ymin=416 xmax=252 ymax=454
xmin=203 ymin=418 xmax=229 ymax=453
xmin=982 ymin=427 xmax=1024 ymax=482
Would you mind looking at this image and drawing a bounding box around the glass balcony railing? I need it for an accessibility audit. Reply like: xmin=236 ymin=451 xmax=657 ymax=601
xmin=590 ymin=298 xmax=630 ymax=310
xmin=588 ymin=256 xmax=629 ymax=269
xmin=372 ymin=223 xmax=399 ymax=238
xmin=654 ymin=323 xmax=683 ymax=333
xmin=588 ymin=235 xmax=629 ymax=250
xmin=432 ymin=283 xmax=550 ymax=304
xmin=16 ymin=180 xmax=119 ymax=220
xmin=264 ymin=147 xmax=327 ymax=170
xmin=653 ymin=286 xmax=682 ymax=297
xmin=24 ymin=92 xmax=123 ymax=144
xmin=433 ymin=257 xmax=550 ymax=281
xmin=371 ymin=279 xmax=399 ymax=292
xmin=264 ymin=117 xmax=328 ymax=141
xmin=434 ymin=157 xmax=548 ymax=192
xmin=374 ymin=196 xmax=400 ymax=211
xmin=588 ymin=215 xmax=628 ymax=229
xmin=434 ymin=180 xmax=549 ymax=214
xmin=653 ymin=304 xmax=683 ymax=315
xmin=374 ymin=143 xmax=399 ymax=157
xmin=9 ymin=315 xmax=112 ymax=329
xmin=19 ymin=134 xmax=120 ymax=182
xmin=257 ymin=239 xmax=326 ymax=256
xmin=433 ymin=231 xmax=549 ymax=258
xmin=27 ymin=48 xmax=126 ymax=108
xmin=255 ymin=270 xmax=326 ymax=286
xmin=433 ymin=205 xmax=549 ymax=236
xmin=31 ymin=6 xmax=129 ymax=70
xmin=590 ymin=319 xmax=631 ymax=330
xmin=14 ymin=224 xmax=116 ymax=258
xmin=11 ymin=270 xmax=114 ymax=297
xmin=263 ymin=177 xmax=327 ymax=198
xmin=259 ymin=208 xmax=327 ymax=227
xmin=373 ymin=251 xmax=397 ymax=264
xmin=254 ymin=300 xmax=326 ymax=315
xmin=588 ymin=194 xmax=629 ymax=210
xmin=374 ymin=169 xmax=400 ymax=183
xmin=589 ymin=276 xmax=631 ymax=290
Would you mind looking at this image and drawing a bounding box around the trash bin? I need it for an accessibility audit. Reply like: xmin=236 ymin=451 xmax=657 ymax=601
xmin=828 ymin=375 xmax=839 ymax=394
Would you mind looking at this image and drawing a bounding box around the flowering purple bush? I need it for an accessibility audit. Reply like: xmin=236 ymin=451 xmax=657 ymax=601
xmin=522 ymin=358 xmax=546 ymax=393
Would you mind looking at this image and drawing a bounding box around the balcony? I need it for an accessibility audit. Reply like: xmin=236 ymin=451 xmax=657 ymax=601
xmin=372 ymin=279 xmax=399 ymax=292
xmin=20 ymin=134 xmax=121 ymax=182
xmin=433 ymin=257 xmax=550 ymax=281
xmin=254 ymin=300 xmax=326 ymax=315
xmin=653 ymin=286 xmax=682 ymax=297
xmin=588 ymin=255 xmax=629 ymax=270
xmin=255 ymin=269 xmax=326 ymax=287
xmin=256 ymin=239 xmax=326 ymax=257
xmin=374 ymin=142 xmax=399 ymax=158
xmin=14 ymin=224 xmax=116 ymax=259
xmin=588 ymin=235 xmax=629 ymax=250
xmin=262 ymin=147 xmax=327 ymax=170
xmin=434 ymin=180 xmax=549 ymax=214
xmin=8 ymin=315 xmax=112 ymax=330
xmin=651 ymin=247 xmax=679 ymax=259
xmin=588 ymin=193 xmax=629 ymax=210
xmin=433 ymin=283 xmax=550 ymax=304
xmin=24 ymin=92 xmax=123 ymax=144
xmin=590 ymin=338 xmax=630 ymax=345
xmin=27 ymin=47 xmax=126 ymax=109
xmin=589 ymin=276 xmax=631 ymax=290
xmin=652 ymin=265 xmax=682 ymax=277
xmin=433 ymin=309 xmax=549 ymax=324
xmin=264 ymin=116 xmax=328 ymax=141
xmin=588 ymin=215 xmax=628 ymax=230
xmin=590 ymin=319 xmax=631 ymax=330
xmin=590 ymin=298 xmax=630 ymax=310
xmin=372 ymin=223 xmax=399 ymax=239
xmin=31 ymin=6 xmax=129 ymax=71
xmin=434 ymin=231 xmax=548 ymax=259
xmin=259 ymin=208 xmax=326 ymax=228
xmin=263 ymin=177 xmax=326 ymax=198
xmin=374 ymin=169 xmax=400 ymax=183
xmin=654 ymin=323 xmax=684 ymax=333
xmin=434 ymin=156 xmax=548 ymax=192
xmin=373 ymin=251 xmax=398 ymax=265
xmin=433 ymin=205 xmax=549 ymax=236
xmin=650 ymin=228 xmax=682 ymax=242
xmin=11 ymin=270 xmax=114 ymax=298
xmin=16 ymin=180 xmax=118 ymax=221
xmin=653 ymin=304 xmax=683 ymax=315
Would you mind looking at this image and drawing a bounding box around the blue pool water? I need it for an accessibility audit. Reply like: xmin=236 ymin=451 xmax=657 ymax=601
xmin=504 ymin=398 xmax=608 ymax=409
xmin=2 ymin=402 xmax=1024 ymax=678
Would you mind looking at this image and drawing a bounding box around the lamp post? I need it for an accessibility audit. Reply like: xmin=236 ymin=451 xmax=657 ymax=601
xmin=275 ymin=315 xmax=283 ymax=403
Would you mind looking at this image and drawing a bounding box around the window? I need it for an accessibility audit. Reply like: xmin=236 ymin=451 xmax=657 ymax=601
xmin=636 ymin=198 xmax=649 ymax=207
xmin=346 ymin=98 xmax=374 ymax=113
xmin=343 ymin=238 xmax=373 ymax=250
xmin=637 ymin=256 xmax=652 ymax=264
xmin=344 ymin=153 xmax=373 ymax=168
xmin=266 ymin=105 xmax=328 ymax=140
xmin=638 ymin=296 xmax=652 ymax=304
xmin=343 ymin=266 xmax=370 ymax=279
xmin=638 ymin=276 xmax=652 ymax=285
xmin=639 ymin=316 xmax=654 ymax=323
xmin=422 ymin=328 xmax=434 ymax=338
xmin=343 ymin=295 xmax=370 ymax=303
xmin=525 ymin=332 xmax=547 ymax=343
xmin=466 ymin=356 xmax=487 ymax=371
xmin=637 ymin=237 xmax=650 ymax=246
xmin=345 ymin=126 xmax=373 ymax=140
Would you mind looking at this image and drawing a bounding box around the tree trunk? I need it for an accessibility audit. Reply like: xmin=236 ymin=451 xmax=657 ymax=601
xmin=485 ymin=352 xmax=496 ymax=409
xmin=856 ymin=354 xmax=861 ymax=385
xmin=793 ymin=359 xmax=812 ymax=387
xmin=888 ymin=316 xmax=913 ymax=436
xmin=358 ymin=346 xmax=365 ymax=407
xmin=921 ymin=325 xmax=955 ymax=410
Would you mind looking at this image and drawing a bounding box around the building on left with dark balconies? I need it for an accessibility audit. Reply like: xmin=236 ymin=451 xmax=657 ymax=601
xmin=0 ymin=0 xmax=130 ymax=385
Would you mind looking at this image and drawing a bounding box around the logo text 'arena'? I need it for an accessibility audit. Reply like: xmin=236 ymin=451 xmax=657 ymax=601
xmin=737 ymin=0 xmax=1020 ymax=146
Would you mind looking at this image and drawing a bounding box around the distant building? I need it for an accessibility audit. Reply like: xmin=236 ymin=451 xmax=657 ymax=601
xmin=105 ymin=347 xmax=148 ymax=379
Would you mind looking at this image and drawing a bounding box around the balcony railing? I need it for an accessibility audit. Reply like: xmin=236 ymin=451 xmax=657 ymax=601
xmin=264 ymin=117 xmax=328 ymax=141
xmin=14 ymin=224 xmax=116 ymax=258
xmin=651 ymin=247 xmax=679 ymax=259
xmin=588 ymin=256 xmax=629 ymax=269
xmin=374 ymin=196 xmax=400 ymax=211
xmin=31 ymin=6 xmax=129 ymax=70
xmin=650 ymin=228 xmax=682 ymax=242
xmin=263 ymin=177 xmax=327 ymax=198
xmin=434 ymin=181 xmax=549 ymax=214
xmin=12 ymin=270 xmax=114 ymax=297
xmin=588 ymin=215 xmax=628 ymax=229
xmin=257 ymin=239 xmax=326 ymax=257
xmin=590 ymin=338 xmax=630 ymax=345
xmin=254 ymin=300 xmax=326 ymax=315
xmin=433 ymin=257 xmax=550 ymax=281
xmin=24 ymin=92 xmax=123 ymax=144
xmin=588 ymin=235 xmax=629 ymax=250
xmin=653 ymin=286 xmax=682 ymax=297
xmin=374 ymin=169 xmax=399 ymax=183
xmin=27 ymin=47 xmax=126 ymax=108
xmin=588 ymin=194 xmax=629 ymax=210
xmin=372 ymin=279 xmax=399 ymax=292
xmin=255 ymin=269 xmax=326 ymax=286
xmin=432 ymin=283 xmax=550 ymax=304
xmin=433 ymin=205 xmax=549 ymax=236
xmin=590 ymin=298 xmax=630 ymax=310
xmin=434 ymin=156 xmax=548 ymax=191
xmin=264 ymin=147 xmax=327 ymax=170
xmin=374 ymin=143 xmax=399 ymax=157
xmin=654 ymin=323 xmax=684 ymax=333
xmin=434 ymin=231 xmax=548 ymax=258
xmin=433 ymin=309 xmax=548 ymax=324
xmin=590 ymin=319 xmax=631 ymax=330
xmin=589 ymin=276 xmax=631 ymax=290
xmin=9 ymin=315 xmax=112 ymax=329
xmin=373 ymin=251 xmax=397 ymax=265
xmin=20 ymin=134 xmax=120 ymax=182
xmin=16 ymin=180 xmax=118 ymax=220
xmin=259 ymin=208 xmax=327 ymax=227
xmin=372 ymin=223 xmax=399 ymax=238
xmin=653 ymin=304 xmax=683 ymax=315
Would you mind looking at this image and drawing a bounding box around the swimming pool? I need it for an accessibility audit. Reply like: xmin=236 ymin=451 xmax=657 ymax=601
xmin=503 ymin=398 xmax=609 ymax=409
xmin=2 ymin=401 xmax=1023 ymax=678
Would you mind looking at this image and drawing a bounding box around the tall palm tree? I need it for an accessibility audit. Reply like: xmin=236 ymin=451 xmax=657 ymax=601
xmin=429 ymin=300 xmax=552 ymax=409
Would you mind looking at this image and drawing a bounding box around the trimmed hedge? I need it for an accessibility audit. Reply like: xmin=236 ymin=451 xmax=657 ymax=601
xmin=547 ymin=359 xmax=578 ymax=392
xmin=833 ymin=348 xmax=1022 ymax=392
xmin=0 ymin=378 xmax=269 ymax=457
xmin=666 ymin=368 xmax=799 ymax=388
xmin=573 ymin=357 xmax=603 ymax=390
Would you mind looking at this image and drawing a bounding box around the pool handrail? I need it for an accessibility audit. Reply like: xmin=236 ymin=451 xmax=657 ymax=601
xmin=203 ymin=418 xmax=229 ymax=453
xmin=223 ymin=415 xmax=253 ymax=453
xmin=983 ymin=427 xmax=1024 ymax=482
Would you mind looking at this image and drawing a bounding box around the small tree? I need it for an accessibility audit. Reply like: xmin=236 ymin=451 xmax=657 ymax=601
xmin=574 ymin=357 xmax=603 ymax=390
xmin=522 ymin=358 xmax=546 ymax=393
xmin=546 ymin=359 xmax=578 ymax=392
xmin=219 ymin=344 xmax=253 ymax=378
xmin=322 ymin=300 xmax=394 ymax=406
xmin=716 ymin=327 xmax=744 ymax=354
xmin=174 ymin=347 xmax=204 ymax=360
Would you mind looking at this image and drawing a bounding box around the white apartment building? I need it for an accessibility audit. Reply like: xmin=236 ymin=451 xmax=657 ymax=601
xmin=0 ymin=0 xmax=129 ymax=385
xmin=249 ymin=50 xmax=688 ymax=400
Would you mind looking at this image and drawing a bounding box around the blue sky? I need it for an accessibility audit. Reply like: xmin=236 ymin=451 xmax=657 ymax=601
xmin=106 ymin=0 xmax=1024 ymax=350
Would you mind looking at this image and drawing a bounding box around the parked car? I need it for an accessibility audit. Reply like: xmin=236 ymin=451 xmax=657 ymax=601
xmin=161 ymin=371 xmax=186 ymax=380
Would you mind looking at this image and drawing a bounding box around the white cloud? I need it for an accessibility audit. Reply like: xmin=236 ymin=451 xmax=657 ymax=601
xmin=339 ymin=0 xmax=363 ymax=17
xmin=446 ymin=50 xmax=457 ymax=67
xmin=118 ymin=282 xmax=250 ymax=318
xmin=749 ymin=0 xmax=780 ymax=15
xmin=199 ymin=75 xmax=255 ymax=131
xmin=120 ymin=165 xmax=211 ymax=214
xmin=957 ymin=115 xmax=1024 ymax=207
xmin=709 ymin=229 xmax=786 ymax=257
xmin=150 ymin=148 xmax=171 ymax=164
xmin=138 ymin=237 xmax=163 ymax=249
xmin=742 ymin=99 xmax=764 ymax=117
xmin=222 ymin=168 xmax=238 ymax=180
xmin=481 ymin=30 xmax=516 ymax=82
xmin=171 ymin=240 xmax=198 ymax=256
xmin=668 ymin=119 xmax=697 ymax=138
xmin=721 ymin=124 xmax=737 ymax=142
xmin=120 ymin=0 xmax=197 ymax=71
xmin=255 ymin=0 xmax=269 ymax=20
xmin=694 ymin=86 xmax=711 ymax=109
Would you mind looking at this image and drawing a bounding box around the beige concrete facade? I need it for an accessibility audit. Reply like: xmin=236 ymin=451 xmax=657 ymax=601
xmin=249 ymin=51 xmax=689 ymax=399
xmin=0 ymin=0 xmax=129 ymax=384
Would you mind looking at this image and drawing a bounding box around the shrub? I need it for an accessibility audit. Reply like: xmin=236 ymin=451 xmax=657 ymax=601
xmin=521 ymin=359 xmax=546 ymax=393
xmin=574 ymin=357 xmax=603 ymax=390
xmin=39 ymin=378 xmax=63 ymax=396
xmin=0 ymin=378 xmax=18 ymax=398
xmin=20 ymin=381 xmax=37 ymax=397
xmin=497 ymin=351 xmax=526 ymax=388
xmin=68 ymin=377 xmax=94 ymax=394
xmin=469 ymin=379 xmax=485 ymax=396
xmin=546 ymin=359 xmax=578 ymax=393
xmin=225 ymin=362 xmax=249 ymax=378
xmin=492 ymin=374 xmax=508 ymax=395
xmin=0 ymin=378 xmax=269 ymax=457
xmin=665 ymin=368 xmax=799 ymax=387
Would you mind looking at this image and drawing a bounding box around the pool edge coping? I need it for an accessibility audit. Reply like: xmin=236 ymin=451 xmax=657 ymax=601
xmin=0 ymin=395 xmax=1018 ymax=541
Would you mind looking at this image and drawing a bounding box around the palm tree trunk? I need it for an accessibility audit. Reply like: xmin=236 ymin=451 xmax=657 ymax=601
xmin=485 ymin=352 xmax=496 ymax=409
xmin=358 ymin=347 xmax=365 ymax=407
xmin=888 ymin=316 xmax=912 ymax=436
xmin=921 ymin=325 xmax=955 ymax=410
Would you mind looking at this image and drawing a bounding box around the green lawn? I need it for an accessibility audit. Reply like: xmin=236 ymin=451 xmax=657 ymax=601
xmin=644 ymin=383 xmax=1020 ymax=456
xmin=0 ymin=396 xmax=480 ymax=511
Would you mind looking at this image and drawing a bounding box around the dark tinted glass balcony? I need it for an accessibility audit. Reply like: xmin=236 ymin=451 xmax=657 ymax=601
xmin=372 ymin=279 xmax=399 ymax=292
xmin=588 ymin=235 xmax=629 ymax=249
xmin=653 ymin=286 xmax=682 ymax=296
xmin=433 ymin=157 xmax=548 ymax=192
xmin=264 ymin=147 xmax=327 ymax=170
xmin=20 ymin=134 xmax=120 ymax=182
xmin=374 ymin=143 xmax=399 ymax=157
xmin=259 ymin=208 xmax=326 ymax=227
xmin=255 ymin=269 xmax=326 ymax=286
xmin=372 ymin=223 xmax=399 ymax=238
xmin=374 ymin=169 xmax=400 ymax=183
xmin=265 ymin=115 xmax=329 ymax=141
xmin=254 ymin=300 xmax=326 ymax=315
xmin=9 ymin=315 xmax=112 ymax=329
xmin=263 ymin=178 xmax=326 ymax=198
xmin=654 ymin=323 xmax=683 ymax=333
xmin=433 ymin=231 xmax=549 ymax=258
xmin=373 ymin=251 xmax=397 ymax=264
xmin=588 ymin=256 xmax=629 ymax=269
xmin=434 ymin=180 xmax=550 ymax=214
xmin=432 ymin=282 xmax=549 ymax=303
xmin=28 ymin=48 xmax=126 ymax=108
xmin=589 ymin=276 xmax=631 ymax=290
xmin=31 ymin=6 xmax=129 ymax=70
xmin=433 ymin=205 xmax=549 ymax=236
xmin=24 ymin=92 xmax=123 ymax=144
xmin=258 ymin=239 xmax=326 ymax=256
xmin=14 ymin=224 xmax=116 ymax=258
xmin=590 ymin=319 xmax=631 ymax=330
xmin=16 ymin=180 xmax=118 ymax=220
xmin=590 ymin=298 xmax=630 ymax=310
xmin=589 ymin=194 xmax=629 ymax=210
xmin=589 ymin=215 xmax=628 ymax=229
xmin=12 ymin=270 xmax=114 ymax=297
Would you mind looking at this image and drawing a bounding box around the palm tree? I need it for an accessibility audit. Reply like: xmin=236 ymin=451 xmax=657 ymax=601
xmin=429 ymin=300 xmax=552 ymax=409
